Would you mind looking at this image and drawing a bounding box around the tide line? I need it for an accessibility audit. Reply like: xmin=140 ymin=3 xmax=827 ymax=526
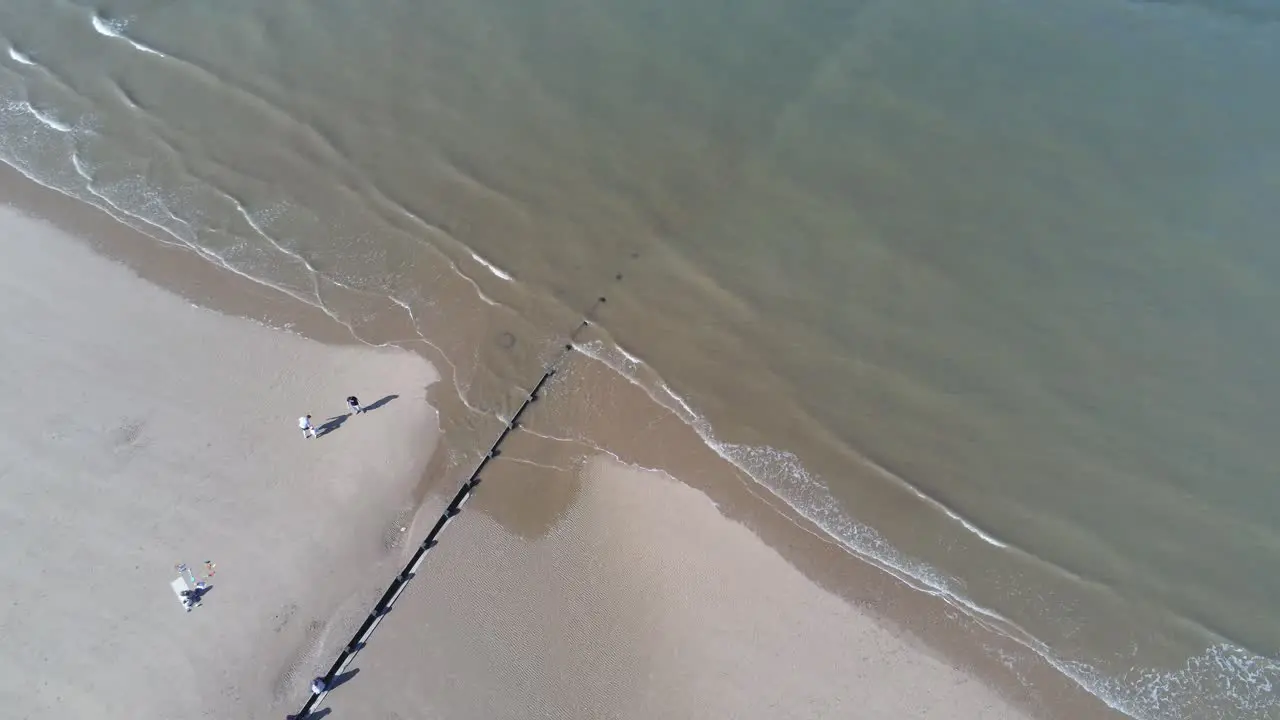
xmin=292 ymin=292 xmax=617 ymax=718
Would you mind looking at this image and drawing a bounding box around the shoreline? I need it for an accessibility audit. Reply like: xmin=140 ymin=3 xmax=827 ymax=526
xmin=0 ymin=165 xmax=1122 ymax=718
xmin=0 ymin=161 xmax=358 ymax=346
xmin=487 ymin=347 xmax=1128 ymax=719
xmin=0 ymin=159 xmax=485 ymax=513
xmin=324 ymin=453 xmax=1051 ymax=719
xmin=0 ymin=202 xmax=442 ymax=718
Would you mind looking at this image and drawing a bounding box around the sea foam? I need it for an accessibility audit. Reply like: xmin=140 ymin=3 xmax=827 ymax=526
xmin=0 ymin=75 xmax=1272 ymax=717
xmin=568 ymin=338 xmax=1280 ymax=720
xmin=469 ymin=249 xmax=514 ymax=281
xmin=91 ymin=14 xmax=166 ymax=58
xmin=7 ymin=47 xmax=35 ymax=66
xmin=24 ymin=103 xmax=73 ymax=134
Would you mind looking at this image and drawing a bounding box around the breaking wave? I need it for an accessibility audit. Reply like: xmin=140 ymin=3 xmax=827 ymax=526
xmin=570 ymin=339 xmax=1280 ymax=720
xmin=90 ymin=13 xmax=166 ymax=58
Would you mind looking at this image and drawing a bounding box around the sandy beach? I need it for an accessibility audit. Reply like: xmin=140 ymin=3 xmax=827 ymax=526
xmin=321 ymin=452 xmax=1039 ymax=720
xmin=0 ymin=192 xmax=1129 ymax=720
xmin=2 ymin=1 xmax=1278 ymax=716
xmin=0 ymin=205 xmax=440 ymax=719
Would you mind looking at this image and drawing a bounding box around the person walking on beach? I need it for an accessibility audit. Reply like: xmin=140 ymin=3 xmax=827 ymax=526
xmin=299 ymin=414 xmax=316 ymax=439
xmin=346 ymin=396 xmax=363 ymax=415
xmin=180 ymin=582 xmax=208 ymax=611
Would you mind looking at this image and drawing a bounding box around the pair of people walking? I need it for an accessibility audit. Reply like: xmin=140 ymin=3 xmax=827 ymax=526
xmin=180 ymin=582 xmax=208 ymax=611
xmin=298 ymin=396 xmax=364 ymax=439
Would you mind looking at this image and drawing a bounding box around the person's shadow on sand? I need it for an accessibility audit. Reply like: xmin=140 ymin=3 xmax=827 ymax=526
xmin=328 ymin=668 xmax=360 ymax=690
xmin=182 ymin=583 xmax=214 ymax=610
xmin=362 ymin=394 xmax=398 ymax=412
xmin=315 ymin=395 xmax=398 ymax=438
xmin=314 ymin=415 xmax=348 ymax=438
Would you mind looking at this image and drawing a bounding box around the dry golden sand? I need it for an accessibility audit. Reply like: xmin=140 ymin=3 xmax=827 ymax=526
xmin=0 ymin=206 xmax=440 ymax=719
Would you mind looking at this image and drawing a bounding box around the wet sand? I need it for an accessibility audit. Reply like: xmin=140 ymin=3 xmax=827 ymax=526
xmin=4 ymin=1 xmax=1280 ymax=715
xmin=0 ymin=205 xmax=440 ymax=719
xmin=322 ymin=454 xmax=1038 ymax=719
xmin=0 ymin=170 xmax=1126 ymax=720
xmin=307 ymin=348 xmax=1123 ymax=719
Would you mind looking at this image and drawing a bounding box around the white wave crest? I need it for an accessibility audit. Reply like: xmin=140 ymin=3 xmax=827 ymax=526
xmin=569 ymin=338 xmax=1279 ymax=720
xmin=24 ymin=102 xmax=73 ymax=133
xmin=0 ymin=79 xmax=1267 ymax=715
xmin=852 ymin=454 xmax=1009 ymax=548
xmin=1068 ymin=643 xmax=1280 ymax=720
xmin=615 ymin=344 xmax=643 ymax=367
xmin=8 ymin=47 xmax=35 ymax=66
xmin=91 ymin=14 xmax=166 ymax=57
xmin=469 ymin=250 xmax=513 ymax=281
xmin=571 ymin=339 xmax=959 ymax=590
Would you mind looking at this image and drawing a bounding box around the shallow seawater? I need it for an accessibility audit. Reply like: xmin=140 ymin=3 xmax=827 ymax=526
xmin=0 ymin=0 xmax=1278 ymax=717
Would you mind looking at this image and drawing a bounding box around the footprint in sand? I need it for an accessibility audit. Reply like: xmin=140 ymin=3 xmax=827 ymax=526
xmin=110 ymin=418 xmax=148 ymax=457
